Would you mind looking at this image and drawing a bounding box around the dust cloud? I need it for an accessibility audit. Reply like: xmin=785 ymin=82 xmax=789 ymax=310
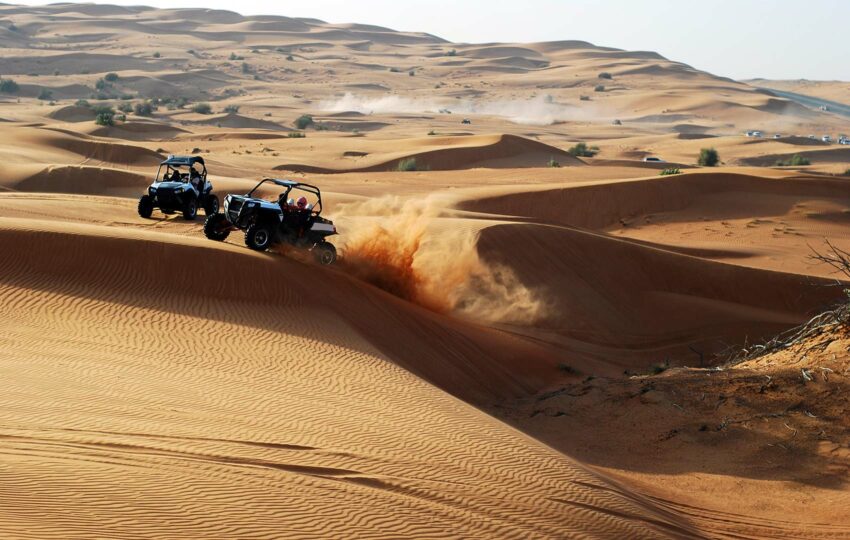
xmin=334 ymin=195 xmax=548 ymax=325
xmin=320 ymin=93 xmax=602 ymax=126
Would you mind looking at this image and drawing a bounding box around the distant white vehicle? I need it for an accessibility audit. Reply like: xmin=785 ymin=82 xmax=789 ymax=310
xmin=753 ymin=131 xmax=763 ymax=138
xmin=822 ymin=135 xmax=832 ymax=143
xmin=643 ymin=156 xmax=665 ymax=162
xmin=745 ymin=131 xmax=754 ymax=137
xmin=839 ymin=137 xmax=850 ymax=145
xmin=820 ymin=105 xmax=829 ymax=112
xmin=773 ymin=134 xmax=782 ymax=139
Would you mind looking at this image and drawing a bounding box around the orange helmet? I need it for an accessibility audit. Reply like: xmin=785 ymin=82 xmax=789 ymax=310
xmin=296 ymin=196 xmax=308 ymax=209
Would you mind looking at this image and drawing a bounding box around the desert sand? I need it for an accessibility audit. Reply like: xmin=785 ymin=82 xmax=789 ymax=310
xmin=1 ymin=3 xmax=850 ymax=539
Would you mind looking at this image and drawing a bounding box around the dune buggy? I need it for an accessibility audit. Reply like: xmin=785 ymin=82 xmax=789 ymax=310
xmin=137 ymin=155 xmax=218 ymax=220
xmin=203 ymin=178 xmax=338 ymax=265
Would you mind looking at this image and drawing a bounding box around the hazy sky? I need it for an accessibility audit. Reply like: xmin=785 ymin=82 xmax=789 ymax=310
xmin=14 ymin=0 xmax=850 ymax=80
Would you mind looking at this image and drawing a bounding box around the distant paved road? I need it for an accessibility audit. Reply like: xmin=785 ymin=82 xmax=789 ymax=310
xmin=761 ymin=88 xmax=850 ymax=119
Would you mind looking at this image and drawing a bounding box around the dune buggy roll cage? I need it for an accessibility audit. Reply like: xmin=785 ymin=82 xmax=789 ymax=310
xmin=246 ymin=178 xmax=324 ymax=215
xmin=156 ymin=155 xmax=207 ymax=182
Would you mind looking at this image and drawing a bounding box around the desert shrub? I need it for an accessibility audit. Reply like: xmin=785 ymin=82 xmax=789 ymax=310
xmin=116 ymin=114 xmax=126 ymax=122
xmin=117 ymin=102 xmax=132 ymax=113
xmin=698 ymin=147 xmax=719 ymax=167
xmin=251 ymin=48 xmax=260 ymax=53
xmin=547 ymin=157 xmax=561 ymax=168
xmin=594 ymin=84 xmax=605 ymax=92
xmin=229 ymin=52 xmax=243 ymax=61
xmin=241 ymin=62 xmax=251 ymax=73
xmin=223 ymin=105 xmax=240 ymax=113
xmin=557 ymin=363 xmax=576 ymax=374
xmin=94 ymin=111 xmax=115 ymax=126
xmin=397 ymin=158 xmax=418 ymax=172
xmin=427 ymin=130 xmax=437 ymax=136
xmin=152 ymin=52 xmax=161 ymax=58
xmin=388 ymin=67 xmax=401 ymax=73
xmin=315 ymin=124 xmax=329 ymax=131
xmin=8 ymin=22 xmax=18 ymax=32
xmin=612 ymin=119 xmax=622 ymax=125
xmin=286 ymin=54 xmax=295 ymax=61
xmin=598 ymin=72 xmax=613 ymax=80
xmin=844 ymin=169 xmax=850 ymax=176
xmin=104 ymin=72 xmax=119 ymax=82
xmin=95 ymin=78 xmax=109 ymax=91
xmin=0 ymin=78 xmax=19 ymax=93
xmin=287 ymin=132 xmax=306 ymax=138
xmin=446 ymin=49 xmax=457 ymax=56
xmin=192 ymin=102 xmax=212 ymax=114
xmin=53 ymin=70 xmax=60 ymax=76
xmin=776 ymin=154 xmax=811 ymax=166
xmin=660 ymin=168 xmax=682 ymax=175
xmin=650 ymin=362 xmax=669 ymax=375
xmin=579 ymin=95 xmax=590 ymax=101
xmin=37 ymin=88 xmax=53 ymax=100
xmin=567 ymin=142 xmax=599 ymax=158
xmin=409 ymin=70 xmax=415 ymax=76
xmin=120 ymin=93 xmax=133 ymax=100
xmin=75 ymin=99 xmax=91 ymax=108
xmin=187 ymin=49 xmax=195 ymax=55
xmin=294 ymin=114 xmax=314 ymax=129
xmin=134 ymin=101 xmax=155 ymax=116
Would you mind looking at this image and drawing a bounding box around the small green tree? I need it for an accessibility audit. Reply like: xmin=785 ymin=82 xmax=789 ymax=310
xmin=598 ymin=72 xmax=613 ymax=79
xmin=134 ymin=101 xmax=155 ymax=116
xmin=104 ymin=72 xmax=119 ymax=82
xmin=594 ymin=84 xmax=605 ymax=92
xmin=776 ymin=154 xmax=810 ymax=166
xmin=567 ymin=142 xmax=599 ymax=157
xmin=95 ymin=111 xmax=115 ymax=126
xmin=698 ymin=147 xmax=719 ymax=167
xmin=294 ymin=114 xmax=314 ymax=129
xmin=0 ymin=78 xmax=20 ymax=93
xmin=152 ymin=52 xmax=161 ymax=58
xmin=37 ymin=88 xmax=53 ymax=100
xmin=192 ymin=103 xmax=212 ymax=114
xmin=223 ymin=105 xmax=240 ymax=113
xmin=547 ymin=157 xmax=561 ymax=168
xmin=75 ymin=99 xmax=91 ymax=108
xmin=397 ymin=158 xmax=418 ymax=171
xmin=118 ymin=102 xmax=132 ymax=113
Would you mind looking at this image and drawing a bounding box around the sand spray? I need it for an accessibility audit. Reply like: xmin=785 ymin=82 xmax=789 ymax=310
xmin=333 ymin=195 xmax=548 ymax=324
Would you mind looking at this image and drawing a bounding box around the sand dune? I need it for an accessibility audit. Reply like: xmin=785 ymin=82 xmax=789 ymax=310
xmin=1 ymin=3 xmax=850 ymax=538
xmin=0 ymin=215 xmax=700 ymax=538
xmin=274 ymin=134 xmax=582 ymax=173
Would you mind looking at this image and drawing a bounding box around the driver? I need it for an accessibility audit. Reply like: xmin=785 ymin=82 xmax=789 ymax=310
xmin=169 ymin=169 xmax=181 ymax=182
xmin=285 ymin=196 xmax=311 ymax=237
xmin=190 ymin=169 xmax=201 ymax=191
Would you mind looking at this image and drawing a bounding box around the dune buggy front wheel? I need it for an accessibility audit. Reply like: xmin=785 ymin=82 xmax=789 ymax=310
xmin=313 ymin=242 xmax=337 ymax=265
xmin=183 ymin=198 xmax=197 ymax=220
xmin=245 ymin=224 xmax=273 ymax=251
xmin=137 ymin=195 xmax=153 ymax=218
xmin=203 ymin=195 xmax=219 ymax=216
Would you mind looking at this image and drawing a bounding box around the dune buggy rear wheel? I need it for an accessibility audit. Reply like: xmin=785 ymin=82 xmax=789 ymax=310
xmin=203 ymin=213 xmax=231 ymax=241
xmin=313 ymin=242 xmax=337 ymax=265
xmin=203 ymin=195 xmax=219 ymax=216
xmin=183 ymin=197 xmax=197 ymax=220
xmin=137 ymin=195 xmax=153 ymax=218
xmin=245 ymin=224 xmax=273 ymax=251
